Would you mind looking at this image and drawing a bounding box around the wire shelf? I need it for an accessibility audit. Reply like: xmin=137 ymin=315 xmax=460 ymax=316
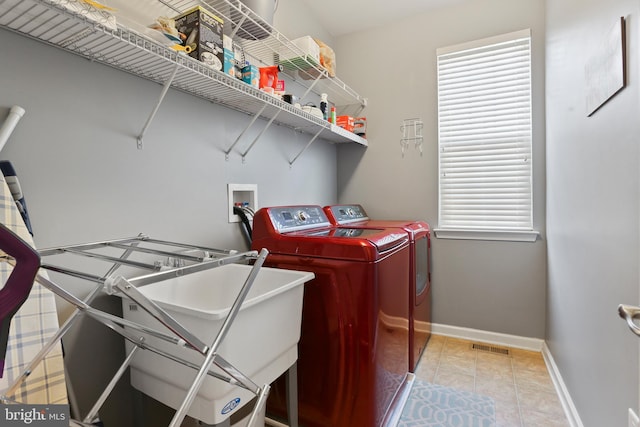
xmin=0 ymin=0 xmax=367 ymax=147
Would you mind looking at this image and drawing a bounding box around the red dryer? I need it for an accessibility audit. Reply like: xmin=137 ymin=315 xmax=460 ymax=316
xmin=324 ymin=204 xmax=432 ymax=372
xmin=252 ymin=205 xmax=412 ymax=427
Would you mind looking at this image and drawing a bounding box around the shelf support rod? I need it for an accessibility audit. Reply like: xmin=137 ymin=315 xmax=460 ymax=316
xmin=353 ymin=98 xmax=368 ymax=118
xmin=229 ymin=7 xmax=248 ymax=39
xmin=225 ymin=104 xmax=268 ymax=160
xmin=240 ymin=110 xmax=282 ymax=162
xmin=299 ymin=72 xmax=325 ymax=100
xmin=137 ymin=63 xmax=180 ymax=150
xmin=289 ymin=127 xmax=324 ymax=167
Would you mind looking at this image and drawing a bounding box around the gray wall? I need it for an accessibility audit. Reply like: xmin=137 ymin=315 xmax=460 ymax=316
xmin=333 ymin=0 xmax=547 ymax=339
xmin=5 ymin=0 xmax=640 ymax=425
xmin=546 ymin=0 xmax=640 ymax=425
xmin=0 ymin=2 xmax=338 ymax=424
xmin=274 ymin=0 xmax=333 ymax=43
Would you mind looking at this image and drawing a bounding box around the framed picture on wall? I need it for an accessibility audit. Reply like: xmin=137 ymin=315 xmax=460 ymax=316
xmin=585 ymin=16 xmax=626 ymax=116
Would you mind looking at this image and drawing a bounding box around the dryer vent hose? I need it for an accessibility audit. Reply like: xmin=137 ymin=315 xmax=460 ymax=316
xmin=234 ymin=206 xmax=253 ymax=248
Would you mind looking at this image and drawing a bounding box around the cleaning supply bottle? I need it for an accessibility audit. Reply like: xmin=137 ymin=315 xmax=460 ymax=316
xmin=330 ymin=106 xmax=336 ymax=124
xmin=320 ymin=93 xmax=328 ymax=120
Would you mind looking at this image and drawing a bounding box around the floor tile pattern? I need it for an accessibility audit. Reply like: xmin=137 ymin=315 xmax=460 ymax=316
xmin=414 ymin=335 xmax=570 ymax=427
xmin=398 ymin=380 xmax=495 ymax=427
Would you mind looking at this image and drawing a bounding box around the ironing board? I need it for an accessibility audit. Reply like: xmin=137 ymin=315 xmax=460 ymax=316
xmin=0 ymin=173 xmax=67 ymax=404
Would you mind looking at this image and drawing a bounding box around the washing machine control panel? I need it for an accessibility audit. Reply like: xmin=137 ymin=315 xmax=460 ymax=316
xmin=329 ymin=205 xmax=369 ymax=224
xmin=269 ymin=206 xmax=331 ymax=232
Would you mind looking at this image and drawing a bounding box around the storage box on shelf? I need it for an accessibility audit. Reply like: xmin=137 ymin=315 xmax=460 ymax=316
xmin=174 ymin=6 xmax=225 ymax=71
xmin=0 ymin=0 xmax=367 ymax=157
xmin=336 ymin=115 xmax=355 ymax=132
xmin=277 ymin=35 xmax=321 ymax=70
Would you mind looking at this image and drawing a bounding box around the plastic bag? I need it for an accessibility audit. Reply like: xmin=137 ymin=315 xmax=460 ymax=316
xmin=314 ymin=38 xmax=336 ymax=78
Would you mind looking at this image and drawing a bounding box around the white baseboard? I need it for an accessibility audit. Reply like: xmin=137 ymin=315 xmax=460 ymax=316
xmin=431 ymin=323 xmax=544 ymax=351
xmin=542 ymin=342 xmax=584 ymax=427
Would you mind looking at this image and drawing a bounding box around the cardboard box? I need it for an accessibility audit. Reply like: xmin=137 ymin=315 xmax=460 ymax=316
xmin=174 ymin=6 xmax=224 ymax=71
xmin=336 ymin=115 xmax=355 ymax=133
xmin=242 ymin=64 xmax=259 ymax=88
xmin=223 ymin=35 xmax=235 ymax=78
xmin=224 ymin=36 xmax=246 ymax=81
xmin=353 ymin=117 xmax=367 ymax=137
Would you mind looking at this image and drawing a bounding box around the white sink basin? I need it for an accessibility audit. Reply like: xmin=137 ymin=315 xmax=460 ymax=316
xmin=120 ymin=263 xmax=313 ymax=425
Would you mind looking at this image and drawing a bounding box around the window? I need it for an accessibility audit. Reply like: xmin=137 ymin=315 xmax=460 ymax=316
xmin=436 ymin=29 xmax=536 ymax=242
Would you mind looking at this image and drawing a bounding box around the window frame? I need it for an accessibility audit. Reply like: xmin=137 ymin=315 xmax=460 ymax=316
xmin=434 ymin=29 xmax=538 ymax=243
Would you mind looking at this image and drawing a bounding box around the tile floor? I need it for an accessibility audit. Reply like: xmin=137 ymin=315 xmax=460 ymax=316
xmin=414 ymin=334 xmax=570 ymax=427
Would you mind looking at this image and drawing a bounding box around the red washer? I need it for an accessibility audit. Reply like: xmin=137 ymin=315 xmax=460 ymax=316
xmin=324 ymin=204 xmax=432 ymax=372
xmin=252 ymin=206 xmax=411 ymax=427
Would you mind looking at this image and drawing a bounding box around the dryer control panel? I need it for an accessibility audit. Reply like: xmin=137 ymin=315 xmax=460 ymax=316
xmin=328 ymin=204 xmax=369 ymax=224
xmin=268 ymin=206 xmax=331 ymax=232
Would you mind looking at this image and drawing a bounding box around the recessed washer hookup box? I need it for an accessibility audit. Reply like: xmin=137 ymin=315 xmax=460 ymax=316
xmin=174 ymin=6 xmax=224 ymax=71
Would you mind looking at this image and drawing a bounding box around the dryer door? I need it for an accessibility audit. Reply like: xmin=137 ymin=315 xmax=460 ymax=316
xmin=415 ymin=235 xmax=430 ymax=302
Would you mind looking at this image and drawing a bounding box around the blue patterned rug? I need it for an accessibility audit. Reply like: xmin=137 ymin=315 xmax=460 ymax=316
xmin=398 ymin=380 xmax=496 ymax=427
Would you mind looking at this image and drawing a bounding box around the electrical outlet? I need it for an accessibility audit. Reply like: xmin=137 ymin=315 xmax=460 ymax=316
xmin=228 ymin=184 xmax=258 ymax=223
xmin=629 ymin=408 xmax=640 ymax=427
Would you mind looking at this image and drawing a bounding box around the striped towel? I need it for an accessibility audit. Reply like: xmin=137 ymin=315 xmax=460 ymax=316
xmin=0 ymin=173 xmax=67 ymax=404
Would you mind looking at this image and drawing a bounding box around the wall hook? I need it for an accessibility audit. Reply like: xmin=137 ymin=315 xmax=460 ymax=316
xmin=400 ymin=118 xmax=423 ymax=157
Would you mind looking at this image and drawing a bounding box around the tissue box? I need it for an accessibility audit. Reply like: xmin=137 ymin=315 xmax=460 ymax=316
xmin=242 ymin=64 xmax=259 ymax=88
xmin=336 ymin=116 xmax=355 ymax=132
xmin=174 ymin=6 xmax=224 ymax=71
xmin=278 ymin=36 xmax=320 ymax=69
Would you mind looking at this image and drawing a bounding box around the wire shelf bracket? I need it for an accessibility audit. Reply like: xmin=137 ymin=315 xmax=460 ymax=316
xmin=137 ymin=63 xmax=180 ymax=150
xmin=0 ymin=0 xmax=369 ymax=156
xmin=289 ymin=127 xmax=323 ymax=167
xmin=240 ymin=110 xmax=282 ymax=162
xmin=224 ymin=104 xmax=268 ymax=161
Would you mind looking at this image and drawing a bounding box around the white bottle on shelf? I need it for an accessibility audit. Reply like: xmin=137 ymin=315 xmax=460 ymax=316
xmin=320 ymin=93 xmax=328 ymax=120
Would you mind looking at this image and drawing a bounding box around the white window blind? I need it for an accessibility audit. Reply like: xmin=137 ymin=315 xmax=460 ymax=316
xmin=437 ymin=29 xmax=533 ymax=232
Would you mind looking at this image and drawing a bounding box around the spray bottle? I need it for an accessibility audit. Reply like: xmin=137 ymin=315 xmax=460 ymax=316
xmin=320 ymin=93 xmax=328 ymax=120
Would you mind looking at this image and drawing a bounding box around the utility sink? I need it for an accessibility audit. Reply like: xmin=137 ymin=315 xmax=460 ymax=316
xmin=120 ymin=263 xmax=313 ymax=425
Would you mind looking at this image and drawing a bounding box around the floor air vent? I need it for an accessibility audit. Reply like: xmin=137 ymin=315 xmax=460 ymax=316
xmin=471 ymin=343 xmax=511 ymax=356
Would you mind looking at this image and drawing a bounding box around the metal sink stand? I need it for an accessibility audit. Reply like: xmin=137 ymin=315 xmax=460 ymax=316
xmin=0 ymin=233 xmax=277 ymax=427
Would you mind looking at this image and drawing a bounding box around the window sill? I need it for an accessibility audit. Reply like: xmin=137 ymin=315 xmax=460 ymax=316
xmin=433 ymin=229 xmax=539 ymax=242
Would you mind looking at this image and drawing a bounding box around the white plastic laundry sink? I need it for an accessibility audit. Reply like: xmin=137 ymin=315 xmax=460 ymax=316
xmin=120 ymin=263 xmax=313 ymax=425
